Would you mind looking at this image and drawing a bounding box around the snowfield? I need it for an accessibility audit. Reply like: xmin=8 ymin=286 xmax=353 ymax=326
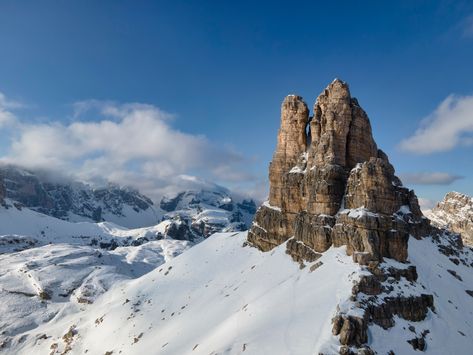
xmin=5 ymin=232 xmax=362 ymax=355
xmin=1 ymin=202 xmax=473 ymax=354
xmin=0 ymin=202 xmax=193 ymax=351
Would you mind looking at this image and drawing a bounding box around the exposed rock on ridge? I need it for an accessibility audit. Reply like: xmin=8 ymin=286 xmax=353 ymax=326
xmin=0 ymin=165 xmax=157 ymax=228
xmin=425 ymin=191 xmax=473 ymax=247
xmin=248 ymin=79 xmax=430 ymax=264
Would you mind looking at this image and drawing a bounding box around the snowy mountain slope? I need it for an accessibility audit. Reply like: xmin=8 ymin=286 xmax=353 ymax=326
xmin=4 ymin=232 xmax=361 ymax=355
xmin=1 ymin=165 xmax=160 ymax=228
xmin=0 ymin=202 xmax=194 ymax=349
xmin=0 ymin=199 xmax=169 ymax=249
xmin=424 ymin=191 xmax=473 ymax=247
xmin=0 ymin=178 xmax=257 ymax=353
xmin=369 ymin=233 xmax=473 ymax=354
xmin=4 ymin=230 xmax=472 ymax=355
xmin=0 ymin=240 xmax=190 ymax=341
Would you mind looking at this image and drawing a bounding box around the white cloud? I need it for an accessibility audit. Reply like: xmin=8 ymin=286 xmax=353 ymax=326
xmin=0 ymin=92 xmax=20 ymax=127
xmin=400 ymin=172 xmax=463 ymax=185
xmin=418 ymin=197 xmax=436 ymax=211
xmin=399 ymin=94 xmax=473 ymax=154
xmin=0 ymin=97 xmax=258 ymax=201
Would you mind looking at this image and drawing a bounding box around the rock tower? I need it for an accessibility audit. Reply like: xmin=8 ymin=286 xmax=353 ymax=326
xmin=248 ymin=79 xmax=430 ymax=265
xmin=247 ymin=80 xmax=457 ymax=353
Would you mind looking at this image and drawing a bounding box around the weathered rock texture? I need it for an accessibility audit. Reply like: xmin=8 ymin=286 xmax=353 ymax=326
xmin=425 ymin=191 xmax=473 ymax=247
xmin=0 ymin=175 xmax=5 ymax=204
xmin=248 ymin=80 xmax=440 ymax=354
xmin=248 ymin=79 xmax=430 ymax=264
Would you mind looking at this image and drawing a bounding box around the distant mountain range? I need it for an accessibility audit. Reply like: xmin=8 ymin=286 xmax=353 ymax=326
xmin=0 ymin=164 xmax=256 ymax=238
xmin=0 ymin=165 xmax=257 ymax=350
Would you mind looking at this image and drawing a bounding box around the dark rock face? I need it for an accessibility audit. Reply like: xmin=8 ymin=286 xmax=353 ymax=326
xmin=248 ymin=79 xmax=430 ymax=264
xmin=160 ymin=192 xmax=186 ymax=212
xmin=165 ymin=218 xmax=195 ymax=241
xmin=237 ymin=199 xmax=257 ymax=215
xmin=366 ymin=294 xmax=434 ymax=329
xmin=159 ymin=189 xmax=257 ymax=239
xmin=0 ymin=175 xmax=5 ymax=203
xmin=0 ymin=165 xmax=156 ymax=226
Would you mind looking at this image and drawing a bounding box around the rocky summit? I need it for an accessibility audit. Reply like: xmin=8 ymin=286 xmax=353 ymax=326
xmin=248 ymin=79 xmax=429 ymax=264
xmin=247 ymin=80 xmax=472 ymax=354
xmin=425 ymin=191 xmax=473 ymax=247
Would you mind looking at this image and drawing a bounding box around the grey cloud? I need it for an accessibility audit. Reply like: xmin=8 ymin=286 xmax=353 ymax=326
xmin=400 ymin=172 xmax=463 ymax=185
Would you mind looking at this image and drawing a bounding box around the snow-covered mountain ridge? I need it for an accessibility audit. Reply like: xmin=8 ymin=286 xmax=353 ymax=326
xmin=160 ymin=188 xmax=256 ymax=239
xmin=0 ymin=164 xmax=256 ymax=238
xmin=424 ymin=191 xmax=473 ymax=247
xmin=0 ymin=165 xmax=159 ymax=228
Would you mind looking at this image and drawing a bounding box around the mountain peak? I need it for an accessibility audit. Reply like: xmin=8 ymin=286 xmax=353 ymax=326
xmin=322 ymin=78 xmax=351 ymax=100
xmin=250 ymin=80 xmax=425 ymax=261
xmin=426 ymin=191 xmax=473 ymax=247
xmin=246 ymin=80 xmax=464 ymax=353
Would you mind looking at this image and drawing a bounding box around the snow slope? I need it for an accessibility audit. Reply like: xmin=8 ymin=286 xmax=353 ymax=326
xmin=0 ymin=199 xmax=171 ymax=248
xmin=4 ymin=232 xmax=362 ymax=354
xmin=1 ymin=199 xmax=472 ymax=354
xmin=2 ymin=231 xmax=472 ymax=354
xmin=368 ymin=233 xmax=473 ymax=354
xmin=0 ymin=201 xmax=194 ymax=349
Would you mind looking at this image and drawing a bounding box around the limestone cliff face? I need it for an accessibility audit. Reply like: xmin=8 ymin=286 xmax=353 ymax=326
xmin=248 ymin=79 xmax=430 ymax=264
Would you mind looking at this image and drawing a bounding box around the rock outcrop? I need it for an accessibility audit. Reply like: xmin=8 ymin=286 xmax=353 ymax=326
xmin=425 ymin=191 xmax=473 ymax=247
xmin=248 ymin=79 xmax=440 ymax=354
xmin=0 ymin=174 xmax=5 ymax=203
xmin=159 ymin=189 xmax=256 ymax=239
xmin=248 ymin=79 xmax=430 ymax=264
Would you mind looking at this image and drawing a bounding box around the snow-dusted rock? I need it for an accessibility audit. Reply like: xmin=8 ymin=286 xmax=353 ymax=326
xmin=1 ymin=165 xmax=159 ymax=228
xmin=425 ymin=191 xmax=473 ymax=247
xmin=159 ymin=188 xmax=256 ymax=240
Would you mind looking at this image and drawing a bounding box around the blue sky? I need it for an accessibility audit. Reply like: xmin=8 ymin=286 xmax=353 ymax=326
xmin=0 ymin=0 xmax=472 ymax=205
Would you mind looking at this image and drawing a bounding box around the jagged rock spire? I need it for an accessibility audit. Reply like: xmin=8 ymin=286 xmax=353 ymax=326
xmin=268 ymin=95 xmax=309 ymax=209
xmin=248 ymin=80 xmax=430 ymax=264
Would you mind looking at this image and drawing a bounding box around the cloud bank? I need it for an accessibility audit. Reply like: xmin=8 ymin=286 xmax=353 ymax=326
xmin=400 ymin=172 xmax=463 ymax=186
xmin=0 ymin=94 xmax=261 ymax=201
xmin=399 ymin=94 xmax=473 ymax=154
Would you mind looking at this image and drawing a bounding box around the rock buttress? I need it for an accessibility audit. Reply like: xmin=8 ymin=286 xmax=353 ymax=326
xmin=247 ymin=79 xmax=431 ymax=263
